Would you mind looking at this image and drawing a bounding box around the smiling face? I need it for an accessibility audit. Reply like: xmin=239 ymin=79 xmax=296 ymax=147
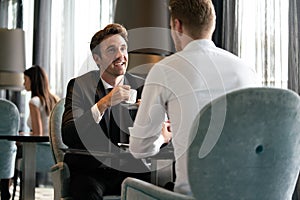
xmin=94 ymin=34 xmax=128 ymax=82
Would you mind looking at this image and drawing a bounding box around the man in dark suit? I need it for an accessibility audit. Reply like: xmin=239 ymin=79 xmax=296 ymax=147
xmin=62 ymin=23 xmax=150 ymax=200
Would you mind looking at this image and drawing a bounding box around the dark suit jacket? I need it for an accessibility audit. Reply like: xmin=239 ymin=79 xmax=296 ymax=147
xmin=62 ymin=70 xmax=147 ymax=173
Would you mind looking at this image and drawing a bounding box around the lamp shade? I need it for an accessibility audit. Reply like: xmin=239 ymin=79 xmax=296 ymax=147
xmin=114 ymin=0 xmax=173 ymax=55
xmin=0 ymin=28 xmax=25 ymax=90
xmin=114 ymin=0 xmax=174 ymax=77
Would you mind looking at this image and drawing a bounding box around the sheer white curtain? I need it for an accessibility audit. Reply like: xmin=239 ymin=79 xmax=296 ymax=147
xmin=236 ymin=0 xmax=289 ymax=88
xmin=50 ymin=0 xmax=116 ymax=97
xmin=288 ymin=0 xmax=300 ymax=94
xmin=289 ymin=0 xmax=300 ymax=197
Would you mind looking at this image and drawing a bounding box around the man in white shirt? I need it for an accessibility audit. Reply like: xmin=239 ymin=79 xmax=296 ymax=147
xmin=129 ymin=0 xmax=259 ymax=196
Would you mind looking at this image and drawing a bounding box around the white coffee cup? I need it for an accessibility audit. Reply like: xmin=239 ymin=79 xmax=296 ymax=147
xmin=125 ymin=89 xmax=137 ymax=104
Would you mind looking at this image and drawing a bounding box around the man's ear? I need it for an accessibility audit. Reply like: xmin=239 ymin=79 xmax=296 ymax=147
xmin=92 ymin=53 xmax=101 ymax=69
xmin=174 ymin=18 xmax=183 ymax=36
xmin=92 ymin=53 xmax=100 ymax=62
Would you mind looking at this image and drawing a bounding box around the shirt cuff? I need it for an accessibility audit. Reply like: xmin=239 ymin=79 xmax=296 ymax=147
xmin=155 ymin=134 xmax=166 ymax=147
xmin=91 ymin=104 xmax=103 ymax=123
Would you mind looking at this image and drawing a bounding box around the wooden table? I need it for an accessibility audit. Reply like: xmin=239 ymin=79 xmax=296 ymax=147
xmin=0 ymin=135 xmax=49 ymax=200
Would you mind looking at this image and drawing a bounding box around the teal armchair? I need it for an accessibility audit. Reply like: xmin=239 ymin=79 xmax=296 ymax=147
xmin=122 ymin=177 xmax=194 ymax=200
xmin=121 ymin=87 xmax=300 ymax=200
xmin=0 ymin=99 xmax=19 ymax=199
xmin=49 ymin=98 xmax=71 ymax=200
xmin=0 ymin=99 xmax=19 ymax=178
xmin=49 ymin=99 xmax=120 ymax=200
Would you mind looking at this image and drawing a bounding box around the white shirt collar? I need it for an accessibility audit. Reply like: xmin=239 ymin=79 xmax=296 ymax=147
xmin=100 ymin=77 xmax=113 ymax=90
xmin=100 ymin=76 xmax=124 ymax=90
xmin=184 ymin=39 xmax=215 ymax=50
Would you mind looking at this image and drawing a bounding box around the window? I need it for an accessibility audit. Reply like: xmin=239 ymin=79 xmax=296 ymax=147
xmin=237 ymin=0 xmax=289 ymax=88
xmin=50 ymin=0 xmax=116 ymax=97
xmin=19 ymin=0 xmax=115 ymax=131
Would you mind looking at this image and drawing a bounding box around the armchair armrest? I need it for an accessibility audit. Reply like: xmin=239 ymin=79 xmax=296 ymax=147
xmin=51 ymin=162 xmax=71 ymax=200
xmin=121 ymin=177 xmax=194 ymax=200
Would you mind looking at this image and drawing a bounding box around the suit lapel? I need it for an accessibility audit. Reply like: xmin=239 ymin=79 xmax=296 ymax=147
xmin=95 ymin=80 xmax=109 ymax=137
xmin=94 ymin=75 xmax=133 ymax=145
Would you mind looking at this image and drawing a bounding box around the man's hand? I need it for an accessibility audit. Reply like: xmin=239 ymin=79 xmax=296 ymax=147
xmin=136 ymin=99 xmax=141 ymax=106
xmin=107 ymin=85 xmax=131 ymax=106
xmin=162 ymin=120 xmax=172 ymax=143
xmin=96 ymin=85 xmax=131 ymax=114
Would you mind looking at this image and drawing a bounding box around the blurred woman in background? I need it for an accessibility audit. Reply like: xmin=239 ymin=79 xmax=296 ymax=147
xmin=13 ymin=65 xmax=60 ymax=192
xmin=23 ymin=65 xmax=59 ymax=136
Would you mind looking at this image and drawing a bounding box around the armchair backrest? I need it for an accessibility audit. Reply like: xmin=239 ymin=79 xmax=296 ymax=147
xmin=49 ymin=98 xmax=121 ymax=199
xmin=0 ymin=98 xmax=19 ymax=178
xmin=49 ymin=98 xmax=67 ymax=163
xmin=188 ymin=87 xmax=300 ymax=200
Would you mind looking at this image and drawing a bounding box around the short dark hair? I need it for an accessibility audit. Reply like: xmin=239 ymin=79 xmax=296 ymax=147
xmin=169 ymin=0 xmax=215 ymax=38
xmin=90 ymin=23 xmax=128 ymax=56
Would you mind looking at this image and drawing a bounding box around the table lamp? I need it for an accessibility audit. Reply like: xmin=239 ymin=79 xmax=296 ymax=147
xmin=114 ymin=0 xmax=174 ymax=77
xmin=0 ymin=28 xmax=25 ymax=90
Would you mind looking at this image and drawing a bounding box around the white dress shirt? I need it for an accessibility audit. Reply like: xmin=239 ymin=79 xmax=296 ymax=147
xmin=129 ymin=39 xmax=260 ymax=196
xmin=91 ymin=78 xmax=115 ymax=124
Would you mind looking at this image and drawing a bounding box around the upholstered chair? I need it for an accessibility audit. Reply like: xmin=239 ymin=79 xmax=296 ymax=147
xmin=121 ymin=87 xmax=300 ymax=200
xmin=49 ymin=98 xmax=71 ymax=200
xmin=0 ymin=99 xmax=19 ymax=200
xmin=49 ymin=98 xmax=121 ymax=200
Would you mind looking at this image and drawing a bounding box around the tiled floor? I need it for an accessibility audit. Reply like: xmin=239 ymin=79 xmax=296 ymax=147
xmin=7 ymin=184 xmax=54 ymax=200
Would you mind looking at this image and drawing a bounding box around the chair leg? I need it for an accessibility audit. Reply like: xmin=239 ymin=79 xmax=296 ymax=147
xmin=12 ymin=168 xmax=23 ymax=200
xmin=11 ymin=168 xmax=19 ymax=200
xmin=1 ymin=179 xmax=11 ymax=200
xmin=13 ymin=145 xmax=23 ymax=200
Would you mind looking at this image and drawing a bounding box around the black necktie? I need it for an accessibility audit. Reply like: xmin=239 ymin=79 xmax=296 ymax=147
xmin=105 ymin=88 xmax=113 ymax=136
xmin=104 ymin=88 xmax=120 ymax=145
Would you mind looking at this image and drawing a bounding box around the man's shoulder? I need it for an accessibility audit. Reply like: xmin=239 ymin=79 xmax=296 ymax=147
xmin=153 ymin=53 xmax=181 ymax=66
xmin=75 ymin=70 xmax=99 ymax=80
xmin=125 ymin=72 xmax=145 ymax=83
xmin=66 ymin=70 xmax=99 ymax=93
xmin=68 ymin=70 xmax=99 ymax=84
xmin=125 ymin=72 xmax=144 ymax=81
xmin=125 ymin=73 xmax=145 ymax=88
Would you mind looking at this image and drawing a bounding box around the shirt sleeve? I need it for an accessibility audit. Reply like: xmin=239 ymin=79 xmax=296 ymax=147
xmin=129 ymin=65 xmax=168 ymax=158
xmin=29 ymin=96 xmax=42 ymax=108
xmin=91 ymin=103 xmax=104 ymax=123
